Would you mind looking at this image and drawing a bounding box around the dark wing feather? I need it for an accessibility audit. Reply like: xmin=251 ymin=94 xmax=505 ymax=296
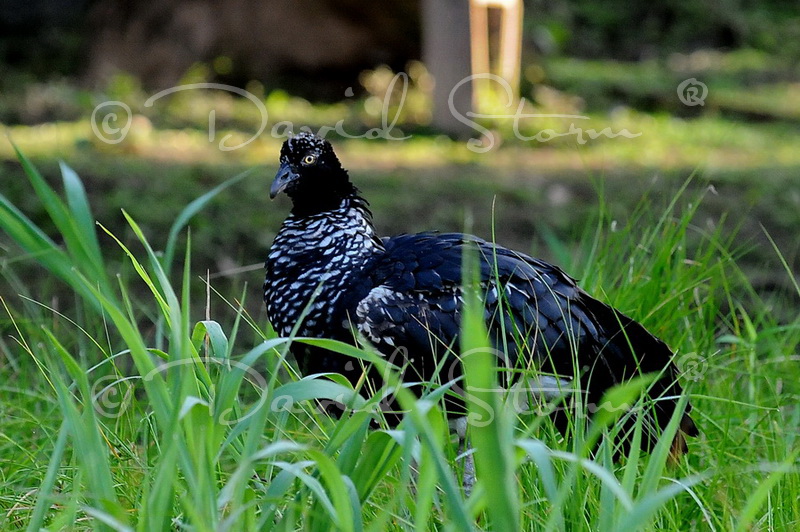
xmin=341 ymin=232 xmax=696 ymax=447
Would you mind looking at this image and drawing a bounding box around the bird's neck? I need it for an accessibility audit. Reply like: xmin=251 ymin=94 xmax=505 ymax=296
xmin=288 ymin=180 xmax=360 ymax=217
xmin=265 ymin=195 xmax=382 ymax=336
xmin=279 ymin=194 xmax=382 ymax=267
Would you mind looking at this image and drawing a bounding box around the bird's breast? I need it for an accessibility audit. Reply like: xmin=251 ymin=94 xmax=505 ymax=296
xmin=264 ymin=208 xmax=380 ymax=336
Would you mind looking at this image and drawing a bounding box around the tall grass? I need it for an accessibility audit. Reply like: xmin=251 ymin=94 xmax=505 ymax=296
xmin=0 ymin=151 xmax=798 ymax=530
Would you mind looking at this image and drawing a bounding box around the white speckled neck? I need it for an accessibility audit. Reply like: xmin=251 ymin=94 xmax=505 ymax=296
xmin=265 ymin=197 xmax=382 ymax=336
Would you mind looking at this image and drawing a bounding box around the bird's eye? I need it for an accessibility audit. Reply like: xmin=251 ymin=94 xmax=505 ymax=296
xmin=302 ymin=154 xmax=317 ymax=166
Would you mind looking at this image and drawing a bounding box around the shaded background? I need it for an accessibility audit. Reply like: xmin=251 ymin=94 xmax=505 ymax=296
xmin=1 ymin=0 xmax=799 ymax=320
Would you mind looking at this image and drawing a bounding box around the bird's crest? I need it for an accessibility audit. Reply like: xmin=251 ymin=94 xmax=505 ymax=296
xmin=281 ymin=132 xmax=332 ymax=163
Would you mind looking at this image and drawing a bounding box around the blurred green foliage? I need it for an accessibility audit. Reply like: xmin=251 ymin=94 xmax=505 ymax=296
xmin=526 ymin=0 xmax=800 ymax=61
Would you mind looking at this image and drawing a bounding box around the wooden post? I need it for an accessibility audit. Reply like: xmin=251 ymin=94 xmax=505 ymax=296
xmin=422 ymin=0 xmax=523 ymax=136
xmin=470 ymin=0 xmax=523 ymax=104
xmin=498 ymin=0 xmax=523 ymax=99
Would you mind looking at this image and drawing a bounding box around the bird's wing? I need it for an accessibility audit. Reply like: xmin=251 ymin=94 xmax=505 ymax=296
xmin=346 ymin=233 xmax=603 ymax=380
xmin=352 ymin=233 xmax=686 ymax=394
xmin=348 ymin=233 xmax=465 ymax=385
xmin=345 ymin=232 xmax=695 ymax=451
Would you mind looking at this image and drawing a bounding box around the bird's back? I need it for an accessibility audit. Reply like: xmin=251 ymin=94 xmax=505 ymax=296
xmin=338 ymin=231 xmax=697 ymax=451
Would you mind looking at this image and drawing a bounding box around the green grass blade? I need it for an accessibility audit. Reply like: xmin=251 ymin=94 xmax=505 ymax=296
xmin=306 ymin=448 xmax=360 ymax=532
xmin=617 ymin=473 xmax=708 ymax=531
xmin=0 ymin=191 xmax=95 ymax=301
xmin=734 ymin=450 xmax=800 ymax=532
xmin=460 ymin=243 xmax=519 ymax=531
xmin=25 ymin=420 xmax=70 ymax=532
xmin=44 ymin=330 xmax=129 ymax=529
xmin=515 ymin=439 xmax=559 ymax=503
xmin=59 ymin=161 xmax=107 ymax=283
xmin=12 ymin=145 xmax=109 ymax=290
xmin=163 ymin=169 xmax=252 ymax=273
xmin=136 ymin=436 xmax=179 ymax=532
xmin=349 ymin=431 xmax=402 ymax=501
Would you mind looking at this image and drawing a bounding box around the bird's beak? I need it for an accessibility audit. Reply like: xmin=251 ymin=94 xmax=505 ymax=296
xmin=270 ymin=161 xmax=299 ymax=199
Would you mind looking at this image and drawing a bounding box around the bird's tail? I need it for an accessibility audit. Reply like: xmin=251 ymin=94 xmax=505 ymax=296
xmin=583 ymin=297 xmax=699 ymax=457
xmin=669 ymin=414 xmax=699 ymax=462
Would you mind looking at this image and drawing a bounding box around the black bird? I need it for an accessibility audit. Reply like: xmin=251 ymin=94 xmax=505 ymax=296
xmin=264 ymin=132 xmax=698 ymax=457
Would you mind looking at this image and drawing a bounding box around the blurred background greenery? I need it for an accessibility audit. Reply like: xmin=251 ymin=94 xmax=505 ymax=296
xmin=1 ymin=0 xmax=799 ymax=319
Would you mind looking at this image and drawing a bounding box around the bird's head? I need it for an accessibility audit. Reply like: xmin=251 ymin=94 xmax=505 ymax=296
xmin=270 ymin=132 xmax=356 ymax=213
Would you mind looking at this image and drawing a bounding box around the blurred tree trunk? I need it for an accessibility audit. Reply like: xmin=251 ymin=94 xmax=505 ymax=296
xmin=421 ymin=0 xmax=474 ymax=137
